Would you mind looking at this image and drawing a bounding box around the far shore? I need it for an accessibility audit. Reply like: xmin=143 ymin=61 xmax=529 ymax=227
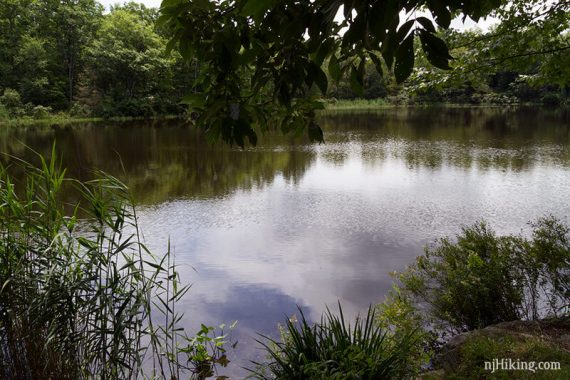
xmin=1 ymin=101 xmax=564 ymax=127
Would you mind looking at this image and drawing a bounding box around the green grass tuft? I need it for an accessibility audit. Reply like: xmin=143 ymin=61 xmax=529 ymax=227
xmin=249 ymin=303 xmax=418 ymax=379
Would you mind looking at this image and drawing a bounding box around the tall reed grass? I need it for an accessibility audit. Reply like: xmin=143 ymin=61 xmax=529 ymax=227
xmin=0 ymin=146 xmax=229 ymax=379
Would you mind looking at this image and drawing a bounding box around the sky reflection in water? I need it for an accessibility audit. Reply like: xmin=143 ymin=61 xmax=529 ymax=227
xmin=2 ymin=107 xmax=569 ymax=374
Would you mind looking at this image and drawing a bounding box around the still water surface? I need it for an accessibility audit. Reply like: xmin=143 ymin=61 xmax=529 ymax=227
xmin=2 ymin=107 xmax=569 ymax=374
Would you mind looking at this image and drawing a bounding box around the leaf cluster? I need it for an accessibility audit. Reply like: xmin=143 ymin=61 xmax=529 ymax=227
xmin=158 ymin=0 xmax=502 ymax=146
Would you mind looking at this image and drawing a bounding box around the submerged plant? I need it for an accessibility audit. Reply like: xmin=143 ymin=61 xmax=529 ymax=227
xmin=0 ymin=146 xmax=231 ymax=379
xmin=249 ymin=304 xmax=417 ymax=379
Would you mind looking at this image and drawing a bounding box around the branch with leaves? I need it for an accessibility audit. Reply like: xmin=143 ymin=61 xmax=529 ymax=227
xmin=158 ymin=0 xmax=502 ymax=146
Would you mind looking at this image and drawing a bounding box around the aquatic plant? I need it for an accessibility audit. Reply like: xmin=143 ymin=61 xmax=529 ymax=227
xmin=0 ymin=146 xmax=230 ymax=379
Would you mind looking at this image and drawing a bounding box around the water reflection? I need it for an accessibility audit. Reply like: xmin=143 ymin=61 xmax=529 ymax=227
xmin=2 ymin=108 xmax=569 ymax=204
xmin=1 ymin=120 xmax=315 ymax=203
xmin=1 ymin=107 xmax=569 ymax=375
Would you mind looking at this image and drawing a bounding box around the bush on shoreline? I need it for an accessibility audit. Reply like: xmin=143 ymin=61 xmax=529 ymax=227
xmin=392 ymin=218 xmax=569 ymax=334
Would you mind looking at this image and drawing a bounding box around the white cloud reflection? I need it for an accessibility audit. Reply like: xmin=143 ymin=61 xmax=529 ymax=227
xmin=135 ymin=139 xmax=570 ymax=374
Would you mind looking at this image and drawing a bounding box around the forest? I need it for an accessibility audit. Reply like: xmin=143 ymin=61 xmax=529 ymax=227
xmin=0 ymin=0 xmax=568 ymax=124
xmin=0 ymin=0 xmax=193 ymax=120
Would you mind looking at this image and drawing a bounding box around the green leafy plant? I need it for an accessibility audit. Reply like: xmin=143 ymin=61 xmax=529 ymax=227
xmin=376 ymin=286 xmax=439 ymax=378
xmin=249 ymin=304 xmax=418 ymax=379
xmin=396 ymin=219 xmax=570 ymax=333
xmin=30 ymin=105 xmax=53 ymax=119
xmin=0 ymin=88 xmax=24 ymax=117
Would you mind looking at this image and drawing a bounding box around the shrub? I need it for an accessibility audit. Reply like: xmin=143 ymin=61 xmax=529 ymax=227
xmin=473 ymin=93 xmax=519 ymax=105
xmin=69 ymin=102 xmax=92 ymax=117
xmin=0 ymin=88 xmax=25 ymax=117
xmin=396 ymin=219 xmax=570 ymax=333
xmin=0 ymin=88 xmax=23 ymax=109
xmin=376 ymin=286 xmax=439 ymax=377
xmin=249 ymin=304 xmax=417 ymax=379
xmin=541 ymin=93 xmax=562 ymax=107
xmin=30 ymin=104 xmax=53 ymax=119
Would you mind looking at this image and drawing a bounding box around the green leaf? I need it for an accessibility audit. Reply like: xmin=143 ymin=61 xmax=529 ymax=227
xmin=357 ymin=57 xmax=366 ymax=79
xmin=369 ymin=1 xmax=387 ymax=43
xmin=350 ymin=64 xmax=364 ymax=96
xmin=314 ymin=38 xmax=334 ymax=66
xmin=314 ymin=65 xmax=328 ymax=94
xmin=240 ymin=0 xmax=275 ymax=20
xmin=420 ymin=31 xmax=453 ymax=60
xmin=369 ymin=53 xmax=384 ymax=77
xmin=308 ymin=121 xmax=324 ymax=143
xmin=345 ymin=13 xmax=367 ymax=45
xmin=328 ymin=54 xmax=341 ymax=82
xmin=160 ymin=0 xmax=187 ymax=9
xmin=395 ymin=34 xmax=415 ymax=84
xmin=429 ymin=1 xmax=451 ymax=28
xmin=382 ymin=30 xmax=397 ymax=68
xmin=416 ymin=17 xmax=436 ymax=33
xmin=419 ymin=31 xmax=453 ymax=70
xmin=396 ymin=20 xmax=415 ymax=42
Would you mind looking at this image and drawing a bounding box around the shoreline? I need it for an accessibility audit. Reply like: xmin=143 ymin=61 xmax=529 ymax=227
xmin=1 ymin=102 xmax=566 ymax=127
xmin=321 ymin=99 xmax=560 ymax=111
xmin=0 ymin=114 xmax=186 ymax=127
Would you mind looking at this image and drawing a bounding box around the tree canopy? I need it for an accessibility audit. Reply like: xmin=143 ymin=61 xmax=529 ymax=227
xmin=158 ymin=0 xmax=507 ymax=146
xmin=410 ymin=1 xmax=570 ymax=94
xmin=1 ymin=1 xmax=568 ymax=127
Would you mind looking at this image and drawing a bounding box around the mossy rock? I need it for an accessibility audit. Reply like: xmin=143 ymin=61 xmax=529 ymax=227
xmin=421 ymin=318 xmax=570 ymax=379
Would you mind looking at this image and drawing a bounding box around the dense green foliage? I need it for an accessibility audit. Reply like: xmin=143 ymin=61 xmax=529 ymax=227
xmin=406 ymin=1 xmax=570 ymax=106
xmin=322 ymin=0 xmax=570 ymax=105
xmin=159 ymin=0 xmax=570 ymax=145
xmin=393 ymin=218 xmax=570 ymax=333
xmin=1 ymin=1 xmax=568 ymax=127
xmin=0 ymin=1 xmax=192 ymax=120
xmin=159 ymin=0 xmax=502 ymax=146
xmin=250 ymin=305 xmax=418 ymax=379
xmin=0 ymin=150 xmax=231 ymax=379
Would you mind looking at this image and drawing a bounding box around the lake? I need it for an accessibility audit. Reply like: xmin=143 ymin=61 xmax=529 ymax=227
xmin=1 ymin=107 xmax=569 ymax=376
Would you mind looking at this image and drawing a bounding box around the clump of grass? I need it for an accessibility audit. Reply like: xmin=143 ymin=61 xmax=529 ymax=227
xmin=0 ymin=146 xmax=230 ymax=379
xmin=249 ymin=304 xmax=418 ymax=379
